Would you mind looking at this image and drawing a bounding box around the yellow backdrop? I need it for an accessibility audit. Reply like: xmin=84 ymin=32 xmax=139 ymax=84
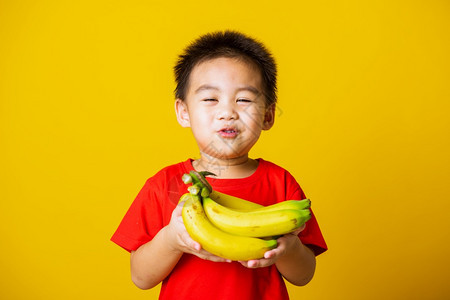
xmin=1 ymin=0 xmax=449 ymax=299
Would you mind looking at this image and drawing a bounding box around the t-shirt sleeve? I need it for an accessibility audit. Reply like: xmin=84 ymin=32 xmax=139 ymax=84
xmin=286 ymin=173 xmax=328 ymax=256
xmin=111 ymin=178 xmax=164 ymax=252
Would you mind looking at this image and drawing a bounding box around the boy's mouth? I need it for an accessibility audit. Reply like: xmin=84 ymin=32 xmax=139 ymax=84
xmin=218 ymin=127 xmax=238 ymax=138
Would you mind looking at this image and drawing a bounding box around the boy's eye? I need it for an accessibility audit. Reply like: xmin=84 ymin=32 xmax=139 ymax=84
xmin=203 ymin=98 xmax=217 ymax=102
xmin=237 ymin=98 xmax=251 ymax=103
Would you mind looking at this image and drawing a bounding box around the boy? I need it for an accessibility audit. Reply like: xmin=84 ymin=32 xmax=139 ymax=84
xmin=111 ymin=30 xmax=327 ymax=299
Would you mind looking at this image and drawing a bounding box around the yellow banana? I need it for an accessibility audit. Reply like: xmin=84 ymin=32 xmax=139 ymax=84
xmin=185 ymin=171 xmax=263 ymax=211
xmin=209 ymin=191 xmax=310 ymax=213
xmin=185 ymin=171 xmax=310 ymax=212
xmin=181 ymin=193 xmax=277 ymax=261
xmin=209 ymin=190 xmax=263 ymax=211
xmin=203 ymin=197 xmax=311 ymax=238
xmin=249 ymin=199 xmax=311 ymax=213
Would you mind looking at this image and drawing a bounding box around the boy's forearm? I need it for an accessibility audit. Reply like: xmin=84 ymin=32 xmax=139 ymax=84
xmin=130 ymin=226 xmax=183 ymax=290
xmin=276 ymin=239 xmax=316 ymax=286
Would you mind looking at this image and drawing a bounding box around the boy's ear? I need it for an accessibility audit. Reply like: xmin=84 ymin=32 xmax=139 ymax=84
xmin=262 ymin=104 xmax=276 ymax=130
xmin=175 ymin=98 xmax=191 ymax=128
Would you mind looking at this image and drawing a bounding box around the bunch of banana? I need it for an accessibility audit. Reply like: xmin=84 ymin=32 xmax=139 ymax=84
xmin=181 ymin=193 xmax=277 ymax=261
xmin=179 ymin=170 xmax=312 ymax=261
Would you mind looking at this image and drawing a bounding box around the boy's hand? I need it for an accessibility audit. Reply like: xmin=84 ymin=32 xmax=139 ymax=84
xmin=238 ymin=225 xmax=306 ymax=269
xmin=166 ymin=201 xmax=231 ymax=263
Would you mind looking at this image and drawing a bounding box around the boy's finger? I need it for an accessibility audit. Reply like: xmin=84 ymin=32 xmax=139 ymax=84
xmin=264 ymin=249 xmax=277 ymax=259
xmin=196 ymin=250 xmax=231 ymax=263
xmin=192 ymin=241 xmax=202 ymax=251
xmin=290 ymin=224 xmax=306 ymax=235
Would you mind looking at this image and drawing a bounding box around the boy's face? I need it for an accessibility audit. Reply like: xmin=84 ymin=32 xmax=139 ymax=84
xmin=175 ymin=57 xmax=275 ymax=161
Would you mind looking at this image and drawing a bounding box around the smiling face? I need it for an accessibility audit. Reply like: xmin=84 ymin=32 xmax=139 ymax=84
xmin=175 ymin=57 xmax=275 ymax=162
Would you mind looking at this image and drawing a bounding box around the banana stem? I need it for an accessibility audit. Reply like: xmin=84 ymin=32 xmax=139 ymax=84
xmin=183 ymin=171 xmax=216 ymax=197
xmin=201 ymin=187 xmax=210 ymax=198
xmin=190 ymin=171 xmax=214 ymax=193
xmin=199 ymin=171 xmax=216 ymax=177
xmin=182 ymin=173 xmax=193 ymax=184
xmin=188 ymin=183 xmax=202 ymax=195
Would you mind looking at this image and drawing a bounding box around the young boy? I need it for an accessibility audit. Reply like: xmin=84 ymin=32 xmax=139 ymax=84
xmin=111 ymin=30 xmax=327 ymax=299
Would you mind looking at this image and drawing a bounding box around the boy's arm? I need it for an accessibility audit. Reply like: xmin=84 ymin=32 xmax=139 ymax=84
xmin=273 ymin=233 xmax=316 ymax=286
xmin=130 ymin=225 xmax=182 ymax=290
xmin=130 ymin=203 xmax=229 ymax=290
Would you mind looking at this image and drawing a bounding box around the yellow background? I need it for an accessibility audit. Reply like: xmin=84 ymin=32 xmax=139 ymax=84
xmin=1 ymin=0 xmax=449 ymax=299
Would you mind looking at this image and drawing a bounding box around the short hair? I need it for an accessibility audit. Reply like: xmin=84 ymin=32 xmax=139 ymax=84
xmin=174 ymin=30 xmax=277 ymax=107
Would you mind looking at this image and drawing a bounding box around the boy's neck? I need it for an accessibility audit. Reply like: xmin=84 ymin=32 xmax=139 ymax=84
xmin=192 ymin=153 xmax=258 ymax=179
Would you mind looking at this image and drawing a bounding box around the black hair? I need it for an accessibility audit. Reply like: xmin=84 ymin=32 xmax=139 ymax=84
xmin=174 ymin=30 xmax=277 ymax=106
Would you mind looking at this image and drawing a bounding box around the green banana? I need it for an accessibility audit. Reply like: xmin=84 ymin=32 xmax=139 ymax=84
xmin=181 ymin=193 xmax=277 ymax=261
xmin=202 ymin=196 xmax=311 ymax=238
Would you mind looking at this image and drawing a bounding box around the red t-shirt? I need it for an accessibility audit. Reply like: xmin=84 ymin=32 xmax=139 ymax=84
xmin=111 ymin=159 xmax=327 ymax=300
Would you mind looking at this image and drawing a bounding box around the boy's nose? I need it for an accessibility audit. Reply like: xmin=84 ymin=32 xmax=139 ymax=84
xmin=216 ymin=103 xmax=238 ymax=120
